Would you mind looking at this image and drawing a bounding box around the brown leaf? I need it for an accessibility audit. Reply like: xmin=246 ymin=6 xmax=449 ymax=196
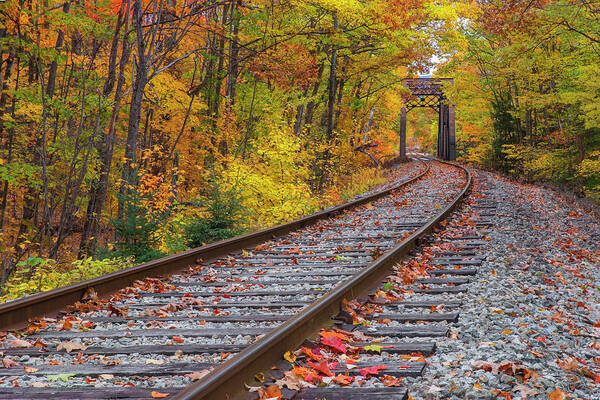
xmin=274 ymin=371 xmax=306 ymax=390
xmin=258 ymin=385 xmax=282 ymax=400
xmin=556 ymin=356 xmax=578 ymax=371
xmin=6 ymin=338 xmax=33 ymax=348
xmin=184 ymin=370 xmax=210 ymax=381
xmin=56 ymin=341 xmax=87 ymax=353
xmin=25 ymin=321 xmax=47 ymax=335
xmin=548 ymin=388 xmax=568 ymax=400
xmin=2 ymin=358 xmax=20 ymax=368
xmin=60 ymin=319 xmax=73 ymax=331
xmin=24 ymin=366 xmax=39 ymax=373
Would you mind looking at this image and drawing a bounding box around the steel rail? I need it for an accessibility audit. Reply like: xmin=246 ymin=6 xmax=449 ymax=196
xmin=0 ymin=159 xmax=429 ymax=330
xmin=174 ymin=159 xmax=471 ymax=400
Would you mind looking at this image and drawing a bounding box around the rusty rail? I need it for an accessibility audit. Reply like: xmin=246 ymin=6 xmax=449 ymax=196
xmin=0 ymin=159 xmax=429 ymax=330
xmin=174 ymin=159 xmax=471 ymax=400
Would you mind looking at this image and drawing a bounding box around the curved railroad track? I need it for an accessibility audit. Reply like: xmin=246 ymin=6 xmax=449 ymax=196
xmin=0 ymin=157 xmax=470 ymax=400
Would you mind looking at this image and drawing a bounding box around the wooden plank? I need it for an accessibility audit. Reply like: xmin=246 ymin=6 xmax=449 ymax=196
xmin=412 ymin=286 xmax=467 ymax=294
xmin=3 ymin=343 xmax=250 ymax=357
xmin=417 ymin=277 xmax=469 ymax=285
xmin=32 ymin=327 xmax=273 ymax=339
xmin=184 ymin=271 xmax=355 ymax=279
xmin=0 ymin=362 xmax=215 ymax=377
xmin=136 ymin=289 xmax=327 ymax=298
xmin=87 ymin=314 xmax=292 ymax=323
xmin=110 ymin=300 xmax=309 ymax=309
xmin=0 ymin=387 xmax=184 ymax=399
xmin=355 ymin=326 xmax=448 ymax=337
xmin=374 ymin=300 xmax=462 ymax=308
xmin=4 ymin=342 xmax=436 ymax=358
xmin=374 ymin=312 xmax=459 ymax=323
xmin=428 ymin=268 xmax=477 ymax=276
xmin=173 ymin=279 xmax=340 ymax=287
xmin=431 ymin=259 xmax=481 ymax=266
xmin=293 ymin=387 xmax=408 ymax=400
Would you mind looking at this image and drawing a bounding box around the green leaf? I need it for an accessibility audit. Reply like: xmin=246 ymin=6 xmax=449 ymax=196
xmin=47 ymin=373 xmax=75 ymax=382
xmin=382 ymin=282 xmax=394 ymax=291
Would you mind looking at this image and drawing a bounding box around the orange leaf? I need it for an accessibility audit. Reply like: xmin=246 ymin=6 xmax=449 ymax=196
xmin=60 ymin=320 xmax=73 ymax=331
xmin=151 ymin=391 xmax=169 ymax=398
xmin=548 ymin=388 xmax=568 ymax=400
xmin=172 ymin=336 xmax=184 ymax=344
xmin=263 ymin=385 xmax=282 ymax=400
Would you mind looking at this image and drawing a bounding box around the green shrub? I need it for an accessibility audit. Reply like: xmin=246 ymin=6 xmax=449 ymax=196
xmin=111 ymin=187 xmax=166 ymax=263
xmin=1 ymin=257 xmax=132 ymax=303
xmin=184 ymin=182 xmax=246 ymax=248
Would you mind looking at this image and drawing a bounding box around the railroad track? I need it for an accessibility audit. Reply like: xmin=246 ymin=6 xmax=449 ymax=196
xmin=240 ymin=168 xmax=496 ymax=400
xmin=0 ymin=157 xmax=470 ymax=399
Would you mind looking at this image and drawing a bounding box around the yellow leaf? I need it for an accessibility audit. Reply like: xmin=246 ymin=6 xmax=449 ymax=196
xmin=473 ymin=382 xmax=482 ymax=390
xmin=501 ymin=328 xmax=511 ymax=334
xmin=283 ymin=351 xmax=296 ymax=363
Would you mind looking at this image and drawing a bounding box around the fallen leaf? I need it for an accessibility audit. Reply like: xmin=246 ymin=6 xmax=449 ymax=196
xmin=261 ymin=385 xmax=282 ymax=400
xmin=2 ymin=358 xmax=19 ymax=368
xmin=24 ymin=366 xmax=38 ymax=373
xmin=172 ymin=336 xmax=184 ymax=344
xmin=548 ymin=388 xmax=568 ymax=400
xmin=556 ymin=356 xmax=578 ymax=371
xmin=308 ymin=360 xmax=335 ymax=377
xmin=48 ymin=373 xmax=75 ymax=382
xmin=359 ymin=365 xmax=387 ymax=377
xmin=333 ymin=374 xmax=354 ymax=386
xmin=363 ymin=344 xmax=383 ymax=353
xmin=274 ymin=370 xmax=305 ymax=390
xmin=31 ymin=382 xmax=48 ymax=388
xmin=151 ymin=391 xmax=170 ymax=398
xmin=7 ymin=338 xmax=33 ymax=348
xmin=56 ymin=341 xmax=87 ymax=353
xmin=98 ymin=374 xmax=114 ymax=380
xmin=184 ymin=370 xmax=210 ymax=381
xmin=380 ymin=375 xmax=402 ymax=387
xmin=146 ymin=359 xmax=165 ymax=365
xmin=320 ymin=336 xmax=347 ymax=354
xmin=60 ymin=320 xmax=73 ymax=330
xmin=283 ymin=351 xmax=296 ymax=363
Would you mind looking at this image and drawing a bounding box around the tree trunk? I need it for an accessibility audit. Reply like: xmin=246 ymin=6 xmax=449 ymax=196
xmin=303 ymin=63 xmax=324 ymax=128
xmin=46 ymin=1 xmax=70 ymax=98
xmin=226 ymin=0 xmax=240 ymax=106
xmin=118 ymin=0 xmax=149 ymax=221
xmin=80 ymin=0 xmax=131 ymax=256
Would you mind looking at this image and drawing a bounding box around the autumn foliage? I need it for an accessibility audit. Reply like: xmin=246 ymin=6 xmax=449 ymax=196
xmin=0 ymin=0 xmax=459 ymax=298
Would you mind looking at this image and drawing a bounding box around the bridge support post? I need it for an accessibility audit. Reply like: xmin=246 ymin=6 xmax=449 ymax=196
xmin=449 ymin=104 xmax=456 ymax=161
xmin=437 ymin=103 xmax=448 ymax=160
xmin=399 ymin=107 xmax=407 ymax=160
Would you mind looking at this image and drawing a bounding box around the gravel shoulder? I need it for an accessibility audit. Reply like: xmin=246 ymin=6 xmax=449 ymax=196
xmin=409 ymin=168 xmax=600 ymax=400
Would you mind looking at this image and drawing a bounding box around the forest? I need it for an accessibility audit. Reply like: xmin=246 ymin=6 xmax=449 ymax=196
xmin=0 ymin=0 xmax=598 ymax=301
